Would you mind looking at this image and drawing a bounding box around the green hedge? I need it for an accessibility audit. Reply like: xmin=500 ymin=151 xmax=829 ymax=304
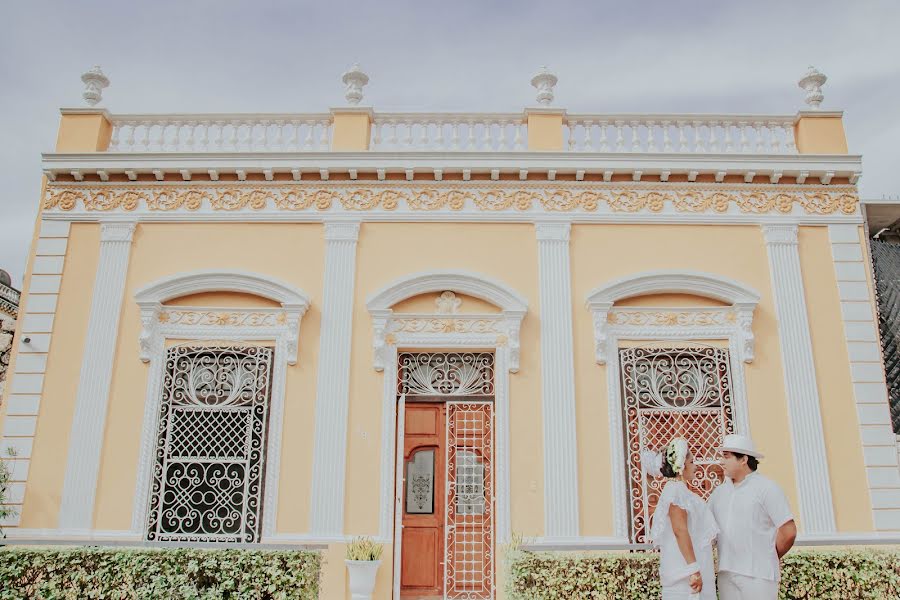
xmin=506 ymin=548 xmax=900 ymax=600
xmin=0 ymin=547 xmax=321 ymax=600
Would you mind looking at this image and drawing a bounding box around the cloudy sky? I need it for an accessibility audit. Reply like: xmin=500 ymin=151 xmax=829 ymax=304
xmin=2 ymin=0 xmax=899 ymax=286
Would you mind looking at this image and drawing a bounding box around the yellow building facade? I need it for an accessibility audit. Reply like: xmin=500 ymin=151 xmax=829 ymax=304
xmin=1 ymin=67 xmax=898 ymax=599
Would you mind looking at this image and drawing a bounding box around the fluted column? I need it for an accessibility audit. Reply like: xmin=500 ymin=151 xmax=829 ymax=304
xmin=535 ymin=221 xmax=579 ymax=538
xmin=309 ymin=221 xmax=360 ymax=536
xmin=762 ymin=225 xmax=836 ymax=533
xmin=59 ymin=221 xmax=136 ymax=531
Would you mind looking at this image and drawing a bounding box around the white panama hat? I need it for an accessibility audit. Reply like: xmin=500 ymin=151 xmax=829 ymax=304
xmin=719 ymin=433 xmax=764 ymax=459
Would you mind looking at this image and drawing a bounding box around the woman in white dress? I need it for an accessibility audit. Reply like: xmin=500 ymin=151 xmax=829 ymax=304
xmin=642 ymin=438 xmax=719 ymax=600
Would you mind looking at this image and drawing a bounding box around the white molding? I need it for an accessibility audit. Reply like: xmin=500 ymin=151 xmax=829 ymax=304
xmin=58 ymin=221 xmax=136 ymax=531
xmin=535 ymin=221 xmax=580 ymax=538
xmin=584 ymin=271 xmax=761 ymax=540
xmin=135 ymin=270 xmax=310 ymax=364
xmin=828 ymin=225 xmax=900 ymax=531
xmin=586 ymin=271 xmax=760 ymax=364
xmin=129 ymin=278 xmax=310 ymax=540
xmin=366 ymin=270 xmax=527 ymax=373
xmin=763 ymin=224 xmax=836 ymax=534
xmin=309 ymin=221 xmax=360 ymax=535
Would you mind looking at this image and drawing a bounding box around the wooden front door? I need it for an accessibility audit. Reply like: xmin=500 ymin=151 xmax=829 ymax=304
xmin=400 ymin=403 xmax=445 ymax=599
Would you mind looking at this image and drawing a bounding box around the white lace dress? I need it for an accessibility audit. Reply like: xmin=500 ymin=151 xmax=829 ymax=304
xmin=649 ymin=480 xmax=719 ymax=600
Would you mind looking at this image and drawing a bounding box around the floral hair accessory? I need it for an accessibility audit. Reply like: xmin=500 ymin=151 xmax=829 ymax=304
xmin=665 ymin=438 xmax=689 ymax=476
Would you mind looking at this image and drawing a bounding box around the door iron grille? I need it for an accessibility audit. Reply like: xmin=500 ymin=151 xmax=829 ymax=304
xmin=620 ymin=346 xmax=735 ymax=544
xmin=398 ymin=352 xmax=494 ymax=397
xmin=445 ymin=401 xmax=494 ymax=599
xmin=147 ymin=344 xmax=273 ymax=542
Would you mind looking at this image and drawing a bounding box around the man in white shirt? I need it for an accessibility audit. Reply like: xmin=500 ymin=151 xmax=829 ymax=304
xmin=708 ymin=434 xmax=797 ymax=600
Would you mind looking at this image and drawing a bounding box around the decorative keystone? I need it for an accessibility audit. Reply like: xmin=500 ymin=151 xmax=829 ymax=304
xmin=530 ymin=66 xmax=558 ymax=106
xmin=342 ymin=63 xmax=369 ymax=105
xmin=81 ymin=65 xmax=109 ymax=107
xmin=798 ymin=66 xmax=827 ymax=110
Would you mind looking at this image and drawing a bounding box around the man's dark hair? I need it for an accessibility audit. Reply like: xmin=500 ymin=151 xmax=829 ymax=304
xmin=732 ymin=452 xmax=759 ymax=471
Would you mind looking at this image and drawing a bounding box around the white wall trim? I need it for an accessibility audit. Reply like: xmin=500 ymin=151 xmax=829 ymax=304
xmin=535 ymin=221 xmax=580 ymax=538
xmin=829 ymin=225 xmax=900 ymax=531
xmin=0 ymin=220 xmax=71 ymax=528
xmin=129 ymin=277 xmax=310 ymax=540
xmin=763 ymin=224 xmax=836 ymax=533
xmin=585 ymin=272 xmax=760 ymax=540
xmin=58 ymin=221 xmax=136 ymax=531
xmin=309 ymin=221 xmax=360 ymax=536
xmin=366 ymin=269 xmax=528 ymax=314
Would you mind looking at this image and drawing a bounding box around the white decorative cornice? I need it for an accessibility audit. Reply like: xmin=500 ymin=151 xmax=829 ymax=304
xmin=586 ymin=270 xmax=760 ymax=365
xmin=762 ymin=224 xmax=799 ymax=245
xmin=366 ymin=270 xmax=527 ymax=314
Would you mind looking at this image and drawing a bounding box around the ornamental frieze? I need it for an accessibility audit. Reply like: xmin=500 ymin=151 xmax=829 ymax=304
xmin=42 ymin=182 xmax=859 ymax=215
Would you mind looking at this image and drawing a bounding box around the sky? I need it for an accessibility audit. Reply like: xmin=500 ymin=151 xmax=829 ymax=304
xmin=1 ymin=0 xmax=899 ymax=287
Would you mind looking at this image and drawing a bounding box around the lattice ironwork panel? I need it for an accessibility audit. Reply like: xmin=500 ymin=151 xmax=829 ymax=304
xmin=399 ymin=352 xmax=494 ymax=397
xmin=445 ymin=401 xmax=494 ymax=599
xmin=147 ymin=344 xmax=273 ymax=543
xmin=620 ymin=346 xmax=735 ymax=544
xmin=870 ymin=240 xmax=900 ymax=434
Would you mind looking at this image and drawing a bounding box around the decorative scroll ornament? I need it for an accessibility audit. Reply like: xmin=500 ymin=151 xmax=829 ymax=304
xmin=398 ymin=352 xmax=495 ymax=396
xmin=43 ymin=183 xmax=860 ymax=216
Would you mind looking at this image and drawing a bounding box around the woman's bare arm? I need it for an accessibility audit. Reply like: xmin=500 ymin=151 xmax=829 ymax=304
xmin=669 ymin=503 xmax=702 ymax=592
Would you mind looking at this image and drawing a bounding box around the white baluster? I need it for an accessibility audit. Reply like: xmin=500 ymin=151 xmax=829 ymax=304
xmin=630 ymin=120 xmax=641 ymax=152
xmin=467 ymin=120 xmax=477 ymax=150
xmin=767 ymin=121 xmax=781 ymax=153
xmin=661 ymin=120 xmax=672 ymax=152
xmin=386 ymin=120 xmax=397 ymax=147
xmin=303 ymin=120 xmax=315 ymax=150
xmin=724 ymin=121 xmax=735 ymax=153
xmin=418 ymin=120 xmax=429 ymax=149
xmin=109 ymin=124 xmax=121 ymax=151
xmin=225 ymin=120 xmax=238 ymax=151
xmin=614 ymin=120 xmax=625 ymax=152
xmin=513 ymin=122 xmax=524 ymax=150
xmin=318 ymin=119 xmax=329 ymax=149
xmin=125 ymin=121 xmax=136 ymax=152
xmin=583 ymin=120 xmax=594 ymax=152
xmin=142 ymin=120 xmax=155 ymax=152
xmin=286 ymin=120 xmax=299 ymax=151
xmin=739 ymin=121 xmax=750 ymax=152
xmin=567 ymin=121 xmax=578 ymax=151
xmin=241 ymin=121 xmax=254 ymax=151
xmin=598 ymin=121 xmax=609 ymax=152
xmin=498 ymin=120 xmax=508 ymax=150
xmin=171 ymin=120 xmax=183 ymax=152
xmin=483 ymin=120 xmax=494 ymax=150
xmin=754 ymin=121 xmax=765 ymax=153
xmin=371 ymin=121 xmax=382 ymax=149
xmin=677 ymin=121 xmax=688 ymax=152
xmin=402 ymin=120 xmax=414 ymax=148
xmin=646 ymin=120 xmax=658 ymax=153
xmin=272 ymin=120 xmax=284 ymax=151
xmin=434 ymin=120 xmax=445 ymax=149
xmin=783 ymin=123 xmax=796 ymax=153
xmin=255 ymin=120 xmax=268 ymax=151
xmin=184 ymin=121 xmax=196 ymax=151
xmin=693 ymin=120 xmax=706 ymax=153
xmin=708 ymin=121 xmax=720 ymax=153
xmin=451 ymin=121 xmax=461 ymax=150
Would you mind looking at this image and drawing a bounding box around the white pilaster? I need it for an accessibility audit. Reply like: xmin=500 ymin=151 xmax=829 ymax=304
xmin=828 ymin=225 xmax=900 ymax=531
xmin=309 ymin=220 xmax=360 ymax=535
xmin=535 ymin=221 xmax=579 ymax=538
xmin=58 ymin=221 xmax=136 ymax=531
xmin=762 ymin=224 xmax=836 ymax=533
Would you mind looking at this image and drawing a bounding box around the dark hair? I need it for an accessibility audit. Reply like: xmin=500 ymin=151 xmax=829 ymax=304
xmin=660 ymin=460 xmax=677 ymax=479
xmin=732 ymin=452 xmax=759 ymax=471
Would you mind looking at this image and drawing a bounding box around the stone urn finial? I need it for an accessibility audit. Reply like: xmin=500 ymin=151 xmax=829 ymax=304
xmin=342 ymin=63 xmax=369 ymax=106
xmin=530 ymin=66 xmax=558 ymax=106
xmin=81 ymin=65 xmax=109 ymax=107
xmin=798 ymin=66 xmax=827 ymax=110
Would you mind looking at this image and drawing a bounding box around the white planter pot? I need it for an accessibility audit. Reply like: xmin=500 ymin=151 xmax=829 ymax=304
xmin=345 ymin=559 xmax=381 ymax=600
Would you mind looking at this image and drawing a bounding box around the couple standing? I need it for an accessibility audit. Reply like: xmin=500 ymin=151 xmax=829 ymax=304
xmin=642 ymin=434 xmax=798 ymax=600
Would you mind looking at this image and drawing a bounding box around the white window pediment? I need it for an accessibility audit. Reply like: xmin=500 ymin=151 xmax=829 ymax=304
xmin=585 ymin=270 xmax=760 ymax=364
xmin=366 ymin=270 xmax=528 ymax=372
xmin=135 ymin=270 xmax=311 ymax=365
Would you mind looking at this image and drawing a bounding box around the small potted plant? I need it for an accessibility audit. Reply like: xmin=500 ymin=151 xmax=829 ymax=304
xmin=345 ymin=536 xmax=383 ymax=600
